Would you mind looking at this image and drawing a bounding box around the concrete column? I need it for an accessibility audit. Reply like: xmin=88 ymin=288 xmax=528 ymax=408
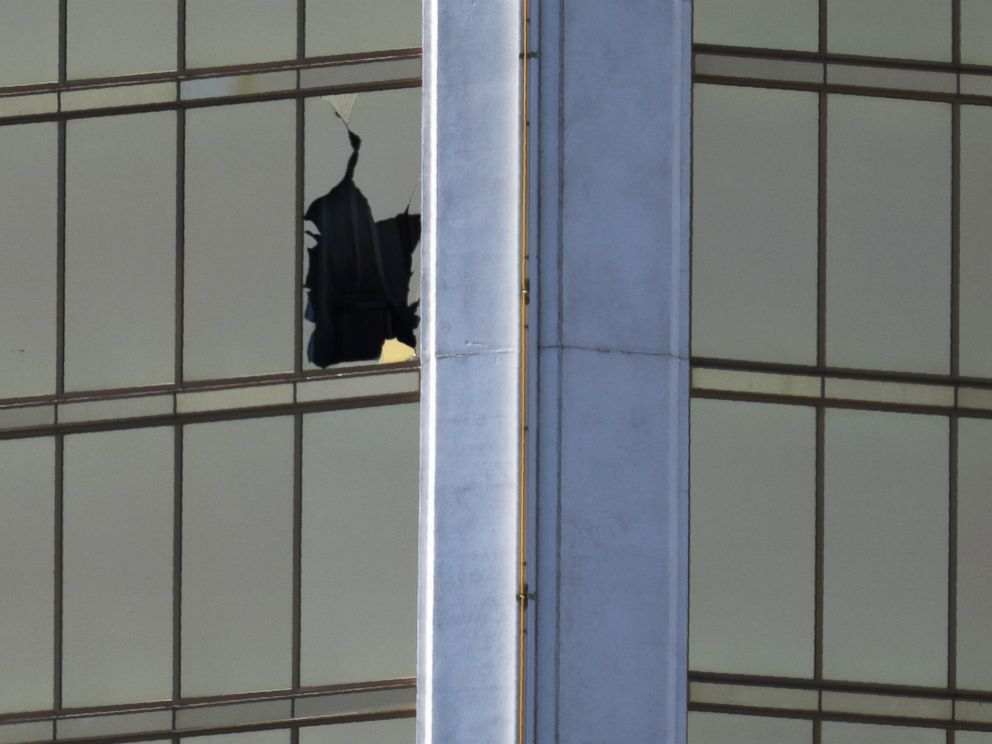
xmin=418 ymin=1 xmax=522 ymax=743
xmin=530 ymin=1 xmax=692 ymax=743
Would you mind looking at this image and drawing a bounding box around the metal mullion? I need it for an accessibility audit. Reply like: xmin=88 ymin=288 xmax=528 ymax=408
xmin=295 ymin=97 xmax=305 ymax=374
xmin=814 ymin=402 xmax=825 ymax=682
xmin=58 ymin=0 xmax=67 ymax=85
xmin=951 ymin=102 xmax=961 ymax=379
xmin=175 ymin=107 xmax=186 ymax=386
xmin=292 ymin=413 xmax=303 ymax=693
xmin=953 ymin=0 xmax=962 ymax=68
xmin=54 ymin=433 xmax=64 ymax=713
xmin=818 ymin=0 xmax=827 ymax=56
xmin=56 ymin=118 xmax=66 ymax=397
xmin=817 ymin=90 xmax=827 ymax=370
xmin=173 ymin=424 xmax=183 ymax=704
xmin=948 ymin=409 xmax=958 ymax=693
xmin=178 ymin=0 xmax=187 ymax=75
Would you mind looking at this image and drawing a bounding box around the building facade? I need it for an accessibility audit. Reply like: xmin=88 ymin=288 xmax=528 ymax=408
xmin=3 ymin=2 xmax=992 ymax=744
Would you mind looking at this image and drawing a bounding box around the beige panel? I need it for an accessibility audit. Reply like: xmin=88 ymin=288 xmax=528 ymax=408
xmin=60 ymin=82 xmax=176 ymax=111
xmin=184 ymin=100 xmax=296 ymax=381
xmin=65 ymin=112 xmax=176 ymax=391
xmin=186 ymin=0 xmax=296 ymax=68
xmin=62 ymin=427 xmax=173 ymax=707
xmin=690 ymin=399 xmax=815 ymax=677
xmin=182 ymin=416 xmax=294 ymax=696
xmin=688 ymin=712 xmax=812 ymax=744
xmin=0 ymin=438 xmax=54 ymax=714
xmin=0 ymin=123 xmax=58 ymax=400
xmin=67 ymin=0 xmax=177 ymax=79
xmin=0 ymin=0 xmax=59 ymax=87
xmin=301 ymin=404 xmax=418 ymax=685
xmin=823 ymin=409 xmax=948 ymax=686
xmin=693 ymin=54 xmax=823 ymax=83
xmin=692 ymin=84 xmax=818 ymax=365
xmin=693 ymin=0 xmax=818 ymax=51
xmin=826 ymin=95 xmax=950 ymax=374
xmin=821 ymin=691 xmax=951 ymax=720
xmin=957 ymin=418 xmax=992 ymax=690
xmin=827 ymin=0 xmax=951 ymax=61
xmin=306 ymin=0 xmax=421 ymax=57
xmin=689 ymin=682 xmax=818 ymax=711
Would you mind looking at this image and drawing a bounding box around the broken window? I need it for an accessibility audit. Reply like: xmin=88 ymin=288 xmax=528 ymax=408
xmin=303 ymin=95 xmax=421 ymax=367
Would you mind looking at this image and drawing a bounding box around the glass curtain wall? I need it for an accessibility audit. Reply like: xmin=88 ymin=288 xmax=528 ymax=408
xmin=689 ymin=2 xmax=992 ymax=743
xmin=0 ymin=2 xmax=421 ymax=743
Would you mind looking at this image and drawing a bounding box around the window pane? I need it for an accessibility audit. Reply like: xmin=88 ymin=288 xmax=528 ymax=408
xmin=959 ymin=734 xmax=992 ymax=744
xmin=0 ymin=438 xmax=54 ymax=714
xmin=0 ymin=0 xmax=59 ymax=87
xmin=690 ymin=399 xmax=815 ymax=677
xmin=67 ymin=0 xmax=177 ymax=79
xmin=959 ymin=106 xmax=992 ymax=377
xmin=826 ymin=95 xmax=950 ymax=374
xmin=0 ymin=123 xmax=57 ymax=400
xmin=962 ymin=0 xmax=992 ymax=66
xmin=188 ymin=732 xmax=291 ymax=744
xmin=692 ymin=84 xmax=818 ymax=365
xmin=957 ymin=418 xmax=992 ymax=690
xmin=305 ymin=0 xmax=421 ymax=58
xmin=693 ymin=0 xmax=818 ymax=51
xmin=301 ymin=403 xmax=418 ymax=685
xmin=822 ymin=722 xmax=945 ymax=744
xmin=688 ymin=713 xmax=812 ymax=744
xmin=184 ymin=100 xmax=295 ymax=381
xmin=62 ymin=427 xmax=173 ymax=707
xmin=299 ymin=719 xmax=416 ymax=744
xmin=823 ymin=409 xmax=948 ymax=686
xmin=827 ymin=0 xmax=951 ymax=62
xmin=182 ymin=416 xmax=293 ymax=696
xmin=185 ymin=0 xmax=296 ymax=68
xmin=65 ymin=112 xmax=176 ymax=391
xmin=303 ymin=89 xmax=422 ymax=368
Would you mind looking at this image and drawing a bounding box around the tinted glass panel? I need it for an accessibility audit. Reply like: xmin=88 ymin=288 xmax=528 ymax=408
xmin=62 ymin=427 xmax=173 ymax=707
xmin=959 ymin=106 xmax=992 ymax=377
xmin=299 ymin=719 xmax=416 ymax=744
xmin=67 ymin=0 xmax=177 ymax=79
xmin=184 ymin=100 xmax=295 ymax=381
xmin=185 ymin=0 xmax=296 ymax=68
xmin=301 ymin=403 xmax=418 ymax=685
xmin=182 ymin=416 xmax=294 ymax=696
xmin=0 ymin=0 xmax=59 ymax=87
xmin=826 ymin=95 xmax=950 ymax=374
xmin=65 ymin=112 xmax=176 ymax=391
xmin=692 ymin=84 xmax=818 ymax=364
xmin=823 ymin=409 xmax=948 ymax=686
xmin=693 ymin=0 xmax=817 ymax=51
xmin=827 ymin=0 xmax=951 ymax=61
xmin=306 ymin=0 xmax=421 ymax=57
xmin=0 ymin=123 xmax=57 ymax=400
xmin=0 ymin=438 xmax=54 ymax=714
xmin=688 ymin=713 xmax=812 ymax=744
xmin=690 ymin=399 xmax=815 ymax=677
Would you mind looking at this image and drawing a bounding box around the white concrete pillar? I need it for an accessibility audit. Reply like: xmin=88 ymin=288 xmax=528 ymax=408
xmin=530 ymin=1 xmax=692 ymax=743
xmin=418 ymin=1 xmax=522 ymax=743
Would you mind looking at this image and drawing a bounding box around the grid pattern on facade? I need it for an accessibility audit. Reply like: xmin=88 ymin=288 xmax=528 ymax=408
xmin=0 ymin=3 xmax=422 ymax=744
xmin=689 ymin=2 xmax=992 ymax=743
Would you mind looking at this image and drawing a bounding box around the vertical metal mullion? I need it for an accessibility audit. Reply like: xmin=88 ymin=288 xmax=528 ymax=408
xmin=173 ymin=424 xmax=183 ymax=704
xmin=58 ymin=0 xmax=67 ymax=84
xmin=814 ymin=402 xmax=825 ymax=682
xmin=295 ymin=96 xmax=305 ymax=375
xmin=948 ymin=409 xmax=958 ymax=694
xmin=177 ymin=0 xmax=187 ymax=74
xmin=953 ymin=0 xmax=961 ymax=68
xmin=297 ymin=0 xmax=306 ymax=61
xmin=56 ymin=119 xmax=66 ymax=397
xmin=292 ymin=412 xmax=303 ymax=692
xmin=817 ymin=92 xmax=827 ymax=370
xmin=176 ymin=109 xmax=186 ymax=386
xmin=951 ymin=103 xmax=960 ymax=379
xmin=54 ymin=433 xmax=64 ymax=713
xmin=818 ymin=0 xmax=827 ymax=56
